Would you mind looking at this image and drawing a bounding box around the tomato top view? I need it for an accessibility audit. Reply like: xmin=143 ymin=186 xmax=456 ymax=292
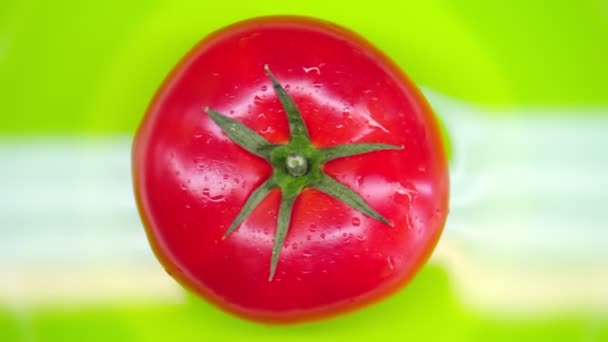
xmin=132 ymin=16 xmax=449 ymax=323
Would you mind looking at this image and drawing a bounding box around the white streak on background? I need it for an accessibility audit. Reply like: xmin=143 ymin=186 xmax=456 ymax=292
xmin=0 ymin=137 xmax=183 ymax=305
xmin=425 ymin=89 xmax=608 ymax=315
xmin=0 ymin=90 xmax=607 ymax=314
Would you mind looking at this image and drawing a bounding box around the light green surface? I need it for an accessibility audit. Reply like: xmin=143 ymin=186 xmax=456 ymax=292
xmin=1 ymin=0 xmax=607 ymax=341
xmin=1 ymin=0 xmax=607 ymax=134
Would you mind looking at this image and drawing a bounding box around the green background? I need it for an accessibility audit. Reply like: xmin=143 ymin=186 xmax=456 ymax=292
xmin=1 ymin=0 xmax=607 ymax=341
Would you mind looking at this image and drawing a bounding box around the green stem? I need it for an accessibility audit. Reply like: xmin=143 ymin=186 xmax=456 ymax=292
xmin=204 ymin=65 xmax=401 ymax=280
xmin=269 ymin=194 xmax=297 ymax=281
xmin=264 ymin=65 xmax=310 ymax=142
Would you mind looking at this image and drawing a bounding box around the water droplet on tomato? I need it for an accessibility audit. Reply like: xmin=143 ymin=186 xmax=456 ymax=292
xmin=201 ymin=188 xmax=225 ymax=202
xmin=261 ymin=85 xmax=268 ymax=91
xmin=355 ymin=176 xmax=363 ymax=186
xmin=342 ymin=111 xmax=353 ymax=120
xmin=313 ymin=83 xmax=322 ymax=88
xmin=302 ymin=66 xmax=321 ymax=74
xmin=320 ymin=233 xmax=326 ymax=239
xmin=184 ymin=204 xmax=191 ymax=209
xmin=343 ymin=234 xmax=351 ymax=243
xmin=257 ymin=113 xmax=266 ymax=119
xmin=406 ymin=215 xmax=413 ymax=230
xmin=260 ymin=126 xmax=275 ymax=134
xmin=284 ymin=84 xmax=290 ymax=90
xmin=309 ymin=223 xmax=317 ymax=232
xmin=352 ymin=217 xmax=361 ymax=226
xmin=254 ymin=95 xmax=263 ymax=105
xmin=356 ymin=235 xmax=366 ymax=241
xmin=387 ymin=257 xmax=395 ymax=271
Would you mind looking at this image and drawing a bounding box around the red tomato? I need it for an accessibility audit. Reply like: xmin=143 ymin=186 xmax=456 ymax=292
xmin=132 ymin=16 xmax=449 ymax=323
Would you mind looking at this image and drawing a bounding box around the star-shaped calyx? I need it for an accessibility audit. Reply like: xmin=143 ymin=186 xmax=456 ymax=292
xmin=204 ymin=65 xmax=402 ymax=280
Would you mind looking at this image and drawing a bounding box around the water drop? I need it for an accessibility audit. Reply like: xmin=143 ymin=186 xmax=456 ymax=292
xmin=260 ymin=126 xmax=275 ymax=134
xmin=355 ymin=176 xmax=363 ymax=186
xmin=292 ymin=243 xmax=298 ymax=250
xmin=313 ymin=83 xmax=322 ymax=88
xmin=320 ymin=233 xmax=326 ymax=239
xmin=352 ymin=217 xmax=361 ymax=226
xmin=302 ymin=66 xmax=321 ymax=74
xmin=406 ymin=215 xmax=413 ymax=230
xmin=261 ymin=85 xmax=268 ymax=91
xmin=184 ymin=204 xmax=191 ymax=209
xmin=284 ymin=84 xmax=290 ymax=90
xmin=387 ymin=257 xmax=395 ymax=271
xmin=343 ymin=234 xmax=351 ymax=243
xmin=202 ymin=188 xmax=225 ymax=202
xmin=257 ymin=113 xmax=266 ymax=119
xmin=356 ymin=235 xmax=366 ymax=241
xmin=309 ymin=223 xmax=317 ymax=232
xmin=254 ymin=95 xmax=263 ymax=105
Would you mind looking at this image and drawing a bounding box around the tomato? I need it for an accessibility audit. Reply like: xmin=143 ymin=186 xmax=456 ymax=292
xmin=132 ymin=16 xmax=449 ymax=324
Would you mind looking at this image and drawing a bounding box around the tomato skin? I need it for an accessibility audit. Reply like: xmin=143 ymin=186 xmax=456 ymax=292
xmin=132 ymin=16 xmax=449 ymax=323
